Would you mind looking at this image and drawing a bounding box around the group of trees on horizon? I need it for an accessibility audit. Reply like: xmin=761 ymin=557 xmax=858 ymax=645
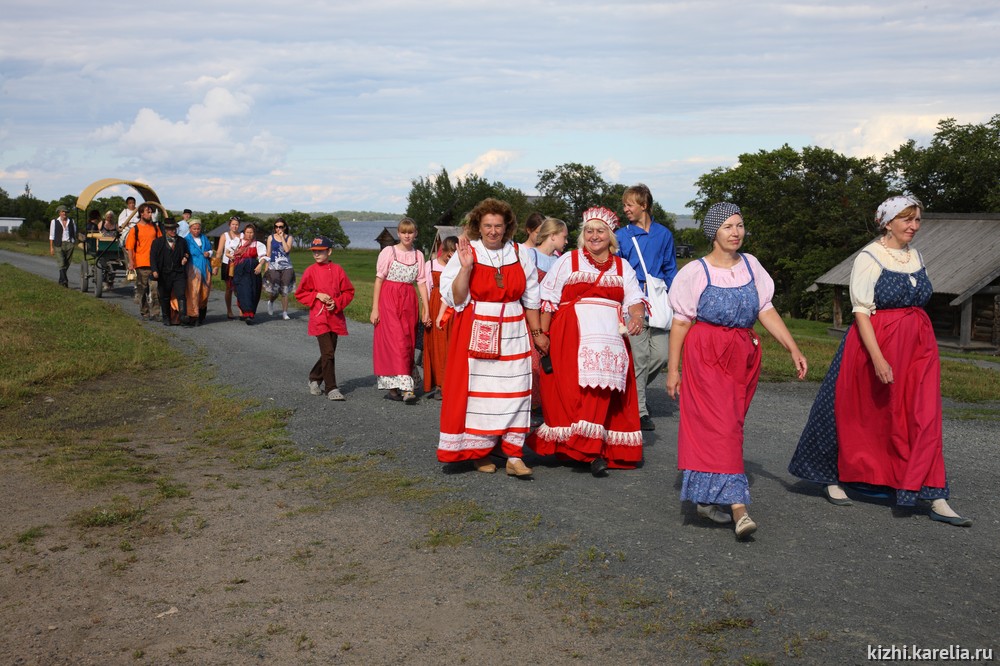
xmin=3 ymin=115 xmax=997 ymax=319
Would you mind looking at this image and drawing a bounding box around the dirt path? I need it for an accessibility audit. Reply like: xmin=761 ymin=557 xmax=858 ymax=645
xmin=2 ymin=249 xmax=998 ymax=665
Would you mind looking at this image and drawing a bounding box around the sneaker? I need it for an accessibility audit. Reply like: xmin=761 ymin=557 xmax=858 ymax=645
xmin=327 ymin=388 xmax=345 ymax=401
xmin=308 ymin=381 xmax=323 ymax=396
xmin=697 ymin=504 xmax=733 ymax=524
xmin=267 ymin=301 xmax=274 ymax=316
xmin=735 ymin=514 xmax=757 ymax=540
xmin=282 ymin=311 xmax=290 ymax=320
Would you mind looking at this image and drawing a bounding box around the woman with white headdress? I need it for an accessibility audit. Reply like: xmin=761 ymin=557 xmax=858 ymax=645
xmin=527 ymin=207 xmax=645 ymax=477
xmin=667 ymin=203 xmax=808 ymax=540
xmin=789 ymin=195 xmax=971 ymax=527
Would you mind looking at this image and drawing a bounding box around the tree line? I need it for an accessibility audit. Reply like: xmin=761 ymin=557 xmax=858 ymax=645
xmin=3 ymin=115 xmax=997 ymax=319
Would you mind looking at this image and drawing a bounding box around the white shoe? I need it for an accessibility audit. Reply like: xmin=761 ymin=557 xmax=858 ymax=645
xmin=327 ymin=388 xmax=345 ymax=401
xmin=267 ymin=301 xmax=274 ymax=316
xmin=282 ymin=311 xmax=290 ymax=320
xmin=308 ymin=381 xmax=323 ymax=396
xmin=735 ymin=514 xmax=757 ymax=540
xmin=696 ymin=504 xmax=732 ymax=524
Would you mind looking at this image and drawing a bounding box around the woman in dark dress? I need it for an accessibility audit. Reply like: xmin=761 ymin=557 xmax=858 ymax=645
xmin=789 ymin=195 xmax=971 ymax=527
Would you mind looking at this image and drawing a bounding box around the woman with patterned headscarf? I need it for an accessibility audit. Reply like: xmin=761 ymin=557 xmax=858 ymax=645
xmin=527 ymin=207 xmax=646 ymax=476
xmin=789 ymin=195 xmax=971 ymax=527
xmin=667 ymin=203 xmax=808 ymax=540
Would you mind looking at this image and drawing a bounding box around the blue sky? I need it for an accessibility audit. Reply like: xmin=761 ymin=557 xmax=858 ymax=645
xmin=1 ymin=1 xmax=998 ymax=215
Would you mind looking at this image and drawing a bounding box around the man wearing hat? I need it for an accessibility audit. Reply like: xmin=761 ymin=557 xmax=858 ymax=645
xmin=150 ymin=219 xmax=190 ymax=325
xmin=48 ymin=205 xmax=78 ymax=287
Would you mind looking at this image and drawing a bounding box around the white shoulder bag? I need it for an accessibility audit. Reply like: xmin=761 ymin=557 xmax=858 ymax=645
xmin=631 ymin=236 xmax=673 ymax=330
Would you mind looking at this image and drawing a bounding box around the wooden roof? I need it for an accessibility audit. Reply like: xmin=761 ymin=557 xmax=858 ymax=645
xmin=811 ymin=213 xmax=1000 ymax=306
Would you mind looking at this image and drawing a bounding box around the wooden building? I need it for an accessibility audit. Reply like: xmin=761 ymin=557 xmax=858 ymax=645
xmin=375 ymin=227 xmax=398 ymax=249
xmin=429 ymin=225 xmax=464 ymax=257
xmin=808 ymin=213 xmax=1000 ymax=351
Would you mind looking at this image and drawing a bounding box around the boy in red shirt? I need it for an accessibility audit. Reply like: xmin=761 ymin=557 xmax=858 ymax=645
xmin=295 ymin=236 xmax=355 ymax=401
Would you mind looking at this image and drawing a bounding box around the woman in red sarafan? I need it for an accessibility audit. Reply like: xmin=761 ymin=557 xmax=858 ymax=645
xmin=436 ymin=198 xmax=545 ymax=478
xmin=790 ymin=195 xmax=971 ymax=527
xmin=527 ymin=207 xmax=646 ymax=477
xmin=422 ymin=235 xmax=458 ymax=400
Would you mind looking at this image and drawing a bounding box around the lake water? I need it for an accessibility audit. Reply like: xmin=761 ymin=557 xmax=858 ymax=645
xmin=341 ymin=220 xmax=399 ymax=249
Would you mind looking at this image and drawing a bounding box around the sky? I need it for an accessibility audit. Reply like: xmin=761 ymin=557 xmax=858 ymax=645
xmin=1 ymin=1 xmax=998 ymax=216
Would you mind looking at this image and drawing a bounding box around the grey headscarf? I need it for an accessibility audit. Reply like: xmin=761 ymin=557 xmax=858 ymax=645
xmin=702 ymin=203 xmax=742 ymax=242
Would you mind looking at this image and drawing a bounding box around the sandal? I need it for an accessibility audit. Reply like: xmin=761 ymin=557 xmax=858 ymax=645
xmin=402 ymin=391 xmax=417 ymax=404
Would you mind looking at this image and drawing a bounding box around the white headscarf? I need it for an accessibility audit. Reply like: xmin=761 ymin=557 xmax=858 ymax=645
xmin=875 ymin=195 xmax=922 ymax=229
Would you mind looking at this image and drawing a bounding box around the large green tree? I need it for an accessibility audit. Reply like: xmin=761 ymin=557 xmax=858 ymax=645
xmin=285 ymin=212 xmax=349 ymax=249
xmin=405 ymin=169 xmax=529 ymax=249
xmin=689 ymin=144 xmax=889 ymax=318
xmin=882 ymin=115 xmax=1000 ymax=213
xmin=536 ymin=163 xmax=611 ymax=227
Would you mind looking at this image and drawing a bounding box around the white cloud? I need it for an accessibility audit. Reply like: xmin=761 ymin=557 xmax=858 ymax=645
xmin=452 ymin=150 xmax=520 ymax=181
xmin=91 ymin=88 xmax=285 ymax=174
xmin=815 ymin=114 xmax=977 ymax=159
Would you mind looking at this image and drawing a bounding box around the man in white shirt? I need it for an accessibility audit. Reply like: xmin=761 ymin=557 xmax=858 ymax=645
xmin=48 ymin=205 xmax=78 ymax=287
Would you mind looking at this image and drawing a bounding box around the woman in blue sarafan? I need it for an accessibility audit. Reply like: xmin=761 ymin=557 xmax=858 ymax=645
xmin=788 ymin=195 xmax=971 ymax=527
xmin=667 ymin=203 xmax=807 ymax=541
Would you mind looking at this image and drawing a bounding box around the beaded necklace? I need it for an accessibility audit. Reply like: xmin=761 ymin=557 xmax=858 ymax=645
xmin=878 ymin=235 xmax=911 ymax=265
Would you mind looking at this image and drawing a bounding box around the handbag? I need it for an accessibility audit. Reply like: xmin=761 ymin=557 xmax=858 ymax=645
xmin=631 ymin=237 xmax=673 ymax=330
xmin=468 ymin=303 xmax=505 ymax=360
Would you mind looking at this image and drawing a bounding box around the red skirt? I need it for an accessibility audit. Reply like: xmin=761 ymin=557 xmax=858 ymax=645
xmin=835 ymin=307 xmax=945 ymax=490
xmin=373 ymin=280 xmax=417 ymax=377
xmin=676 ymin=322 xmax=761 ymax=475
xmin=528 ymin=297 xmax=642 ymax=468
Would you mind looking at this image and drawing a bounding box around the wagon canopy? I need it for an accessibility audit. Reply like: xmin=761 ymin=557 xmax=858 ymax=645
xmin=75 ymin=178 xmax=162 ymax=211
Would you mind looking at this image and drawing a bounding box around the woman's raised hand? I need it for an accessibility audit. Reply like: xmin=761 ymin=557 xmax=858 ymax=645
xmin=457 ymin=236 xmax=474 ymax=268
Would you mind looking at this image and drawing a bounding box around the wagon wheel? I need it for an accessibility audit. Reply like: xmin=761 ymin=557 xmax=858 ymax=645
xmin=95 ymin=269 xmax=104 ymax=298
xmin=80 ymin=260 xmax=90 ymax=293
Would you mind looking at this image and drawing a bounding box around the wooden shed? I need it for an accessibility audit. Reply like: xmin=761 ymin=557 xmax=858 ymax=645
xmin=375 ymin=227 xmax=398 ymax=249
xmin=429 ymin=225 xmax=464 ymax=258
xmin=808 ymin=213 xmax=1000 ymax=351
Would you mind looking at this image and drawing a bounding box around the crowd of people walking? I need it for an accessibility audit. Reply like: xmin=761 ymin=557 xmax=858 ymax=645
xmin=50 ymin=188 xmax=972 ymax=539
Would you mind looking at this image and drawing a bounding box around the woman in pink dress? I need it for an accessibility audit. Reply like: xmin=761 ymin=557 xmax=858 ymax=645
xmin=371 ymin=218 xmax=431 ymax=403
xmin=667 ymin=203 xmax=807 ymax=540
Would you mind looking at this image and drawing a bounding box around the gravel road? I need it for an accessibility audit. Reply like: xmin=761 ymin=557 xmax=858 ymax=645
xmin=7 ymin=249 xmax=998 ymax=664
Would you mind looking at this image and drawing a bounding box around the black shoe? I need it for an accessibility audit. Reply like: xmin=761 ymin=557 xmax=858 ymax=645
xmin=590 ymin=457 xmax=609 ymax=477
xmin=822 ymin=485 xmax=853 ymax=507
xmin=640 ymin=415 xmax=656 ymax=431
xmin=929 ymin=510 xmax=973 ymax=527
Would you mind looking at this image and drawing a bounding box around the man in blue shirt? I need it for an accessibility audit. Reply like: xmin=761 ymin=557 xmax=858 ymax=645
xmin=615 ymin=184 xmax=678 ymax=431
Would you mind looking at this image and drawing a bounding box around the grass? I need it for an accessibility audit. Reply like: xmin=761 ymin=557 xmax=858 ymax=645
xmin=0 ymin=264 xmax=181 ymax=407
xmin=756 ymin=315 xmax=1000 ymax=403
